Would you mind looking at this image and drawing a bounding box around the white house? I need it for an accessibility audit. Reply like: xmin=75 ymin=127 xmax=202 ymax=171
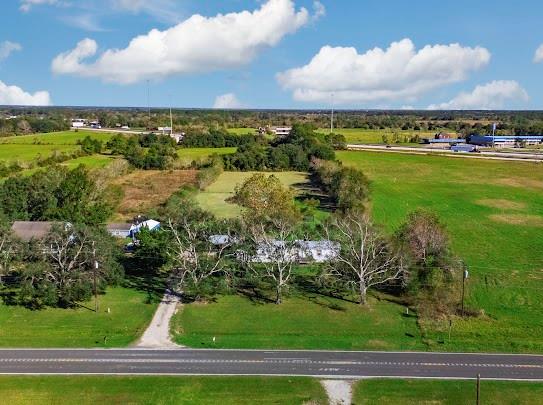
xmin=106 ymin=223 xmax=132 ymax=238
xmin=71 ymin=119 xmax=86 ymax=128
xmin=129 ymin=219 xmax=161 ymax=237
xmin=241 ymin=239 xmax=339 ymax=264
xmin=272 ymin=126 xmax=292 ymax=136
xmin=296 ymin=240 xmax=340 ymax=263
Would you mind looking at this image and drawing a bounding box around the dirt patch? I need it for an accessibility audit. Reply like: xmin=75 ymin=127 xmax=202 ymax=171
xmin=493 ymin=178 xmax=543 ymax=190
xmin=476 ymin=199 xmax=527 ymax=210
xmin=112 ymin=169 xmax=197 ymax=220
xmin=489 ymin=214 xmax=543 ymax=227
xmin=366 ymin=339 xmax=391 ymax=350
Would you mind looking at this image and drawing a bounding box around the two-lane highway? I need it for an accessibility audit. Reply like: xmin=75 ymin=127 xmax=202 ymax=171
xmin=1 ymin=349 xmax=542 ymax=380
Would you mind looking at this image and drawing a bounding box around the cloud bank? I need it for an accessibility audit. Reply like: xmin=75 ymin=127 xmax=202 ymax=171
xmin=0 ymin=81 xmax=51 ymax=105
xmin=213 ymin=93 xmax=244 ymax=109
xmin=52 ymin=0 xmax=321 ymax=84
xmin=277 ymin=38 xmax=491 ymax=104
xmin=428 ymin=80 xmax=528 ymax=110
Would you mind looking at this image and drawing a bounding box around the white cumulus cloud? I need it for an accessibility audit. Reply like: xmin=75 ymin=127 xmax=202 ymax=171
xmin=534 ymin=44 xmax=543 ymax=63
xmin=0 ymin=80 xmax=51 ymax=106
xmin=0 ymin=41 xmax=22 ymax=61
xmin=51 ymin=0 xmax=319 ymax=84
xmin=213 ymin=93 xmax=244 ymax=109
xmin=20 ymin=0 xmax=60 ymax=12
xmin=428 ymin=80 xmax=528 ymax=110
xmin=277 ymin=38 xmax=491 ymax=104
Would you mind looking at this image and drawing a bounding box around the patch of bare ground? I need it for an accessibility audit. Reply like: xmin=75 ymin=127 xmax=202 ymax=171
xmin=493 ymin=178 xmax=543 ymax=190
xmin=489 ymin=214 xmax=543 ymax=227
xmin=112 ymin=169 xmax=197 ymax=220
xmin=476 ymin=199 xmax=527 ymax=210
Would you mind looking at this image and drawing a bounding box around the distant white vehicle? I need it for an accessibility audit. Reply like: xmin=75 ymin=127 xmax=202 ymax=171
xmin=121 ymin=125 xmax=130 ymax=130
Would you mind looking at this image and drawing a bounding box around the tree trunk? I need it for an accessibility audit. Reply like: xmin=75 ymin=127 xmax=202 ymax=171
xmin=359 ymin=279 xmax=367 ymax=306
xmin=275 ymin=284 xmax=282 ymax=305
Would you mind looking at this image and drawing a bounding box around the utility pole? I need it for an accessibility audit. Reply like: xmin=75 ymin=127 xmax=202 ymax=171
xmin=170 ymin=97 xmax=173 ymax=136
xmin=92 ymin=240 xmax=98 ymax=313
xmin=461 ymin=264 xmax=469 ymax=317
xmin=330 ymin=93 xmax=334 ymax=134
xmin=476 ymin=373 xmax=481 ymax=405
xmin=147 ymin=80 xmax=151 ymax=119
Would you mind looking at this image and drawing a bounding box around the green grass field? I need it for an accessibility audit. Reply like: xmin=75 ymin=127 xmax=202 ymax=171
xmin=0 ymin=144 xmax=79 ymax=162
xmin=353 ymin=379 xmax=543 ymax=404
xmin=337 ymin=151 xmax=543 ymax=352
xmin=0 ymin=376 xmax=326 ymax=404
xmin=177 ymin=147 xmax=236 ymax=166
xmin=195 ymin=171 xmax=307 ymax=218
xmin=173 ymin=294 xmax=422 ymax=350
xmin=0 ymin=287 xmax=158 ymax=347
xmin=0 ymin=130 xmax=115 ymax=145
xmin=226 ymin=127 xmax=257 ymax=135
xmin=61 ymin=154 xmax=116 ymax=169
xmin=317 ymin=128 xmax=446 ymax=144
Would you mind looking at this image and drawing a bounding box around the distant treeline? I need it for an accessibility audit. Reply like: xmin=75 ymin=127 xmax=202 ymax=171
xmin=3 ymin=108 xmax=543 ymax=136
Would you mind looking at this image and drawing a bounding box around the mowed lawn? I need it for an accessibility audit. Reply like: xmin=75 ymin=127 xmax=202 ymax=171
xmin=0 ymin=376 xmax=327 ymax=404
xmin=172 ymin=294 xmax=422 ymax=350
xmin=338 ymin=151 xmax=543 ymax=353
xmin=196 ymin=171 xmax=308 ymax=218
xmin=353 ymin=379 xmax=543 ymax=405
xmin=0 ymin=287 xmax=158 ymax=347
xmin=317 ymin=128 xmax=446 ymax=144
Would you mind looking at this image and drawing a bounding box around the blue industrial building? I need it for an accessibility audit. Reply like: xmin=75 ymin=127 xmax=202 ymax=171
xmin=469 ymin=135 xmax=543 ymax=147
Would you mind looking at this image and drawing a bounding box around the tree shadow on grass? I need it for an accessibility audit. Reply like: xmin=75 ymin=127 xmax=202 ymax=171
xmin=291 ymin=174 xmax=337 ymax=212
xmin=121 ymin=256 xmax=166 ymax=304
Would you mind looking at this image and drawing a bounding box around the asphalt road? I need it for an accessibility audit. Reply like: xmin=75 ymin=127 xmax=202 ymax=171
xmin=347 ymin=144 xmax=543 ymax=162
xmin=1 ymin=349 xmax=542 ymax=380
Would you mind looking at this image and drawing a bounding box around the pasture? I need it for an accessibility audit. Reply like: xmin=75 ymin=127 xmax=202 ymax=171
xmin=0 ymin=376 xmax=326 ymax=404
xmin=0 ymin=130 xmax=115 ymax=145
xmin=317 ymin=128 xmax=446 ymax=144
xmin=177 ymin=147 xmax=236 ymax=167
xmin=337 ymin=151 xmax=543 ymax=352
xmin=195 ymin=171 xmax=307 ymax=218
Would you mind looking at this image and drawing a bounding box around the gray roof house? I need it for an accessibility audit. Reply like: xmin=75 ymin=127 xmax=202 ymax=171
xmin=11 ymin=221 xmax=56 ymax=241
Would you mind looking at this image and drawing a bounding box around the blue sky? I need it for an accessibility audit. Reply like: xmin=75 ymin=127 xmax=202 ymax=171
xmin=0 ymin=0 xmax=542 ymax=109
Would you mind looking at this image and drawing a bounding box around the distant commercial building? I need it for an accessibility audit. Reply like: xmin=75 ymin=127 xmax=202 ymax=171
xmin=469 ymin=135 xmax=543 ymax=148
xmin=421 ymin=138 xmax=466 ymax=145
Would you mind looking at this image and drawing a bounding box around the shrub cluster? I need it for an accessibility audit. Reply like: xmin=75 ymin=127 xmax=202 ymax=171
xmin=311 ymin=159 xmax=370 ymax=212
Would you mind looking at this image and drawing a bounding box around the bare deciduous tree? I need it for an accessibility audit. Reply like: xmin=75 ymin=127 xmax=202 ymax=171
xmin=324 ymin=212 xmax=404 ymax=305
xmin=0 ymin=227 xmax=18 ymax=285
xmin=242 ymin=219 xmax=303 ymax=305
xmin=166 ymin=218 xmax=231 ymax=297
